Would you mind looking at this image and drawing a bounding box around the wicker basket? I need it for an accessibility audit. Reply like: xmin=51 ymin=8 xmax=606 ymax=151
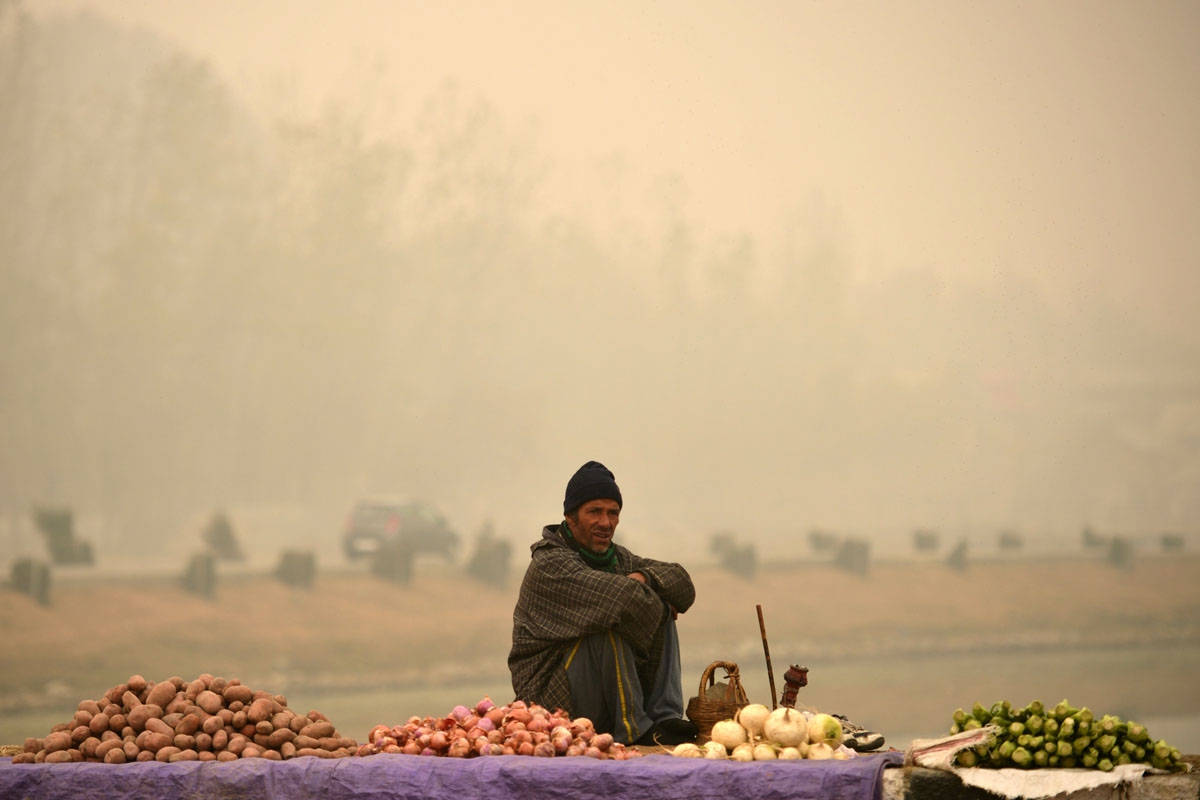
xmin=685 ymin=660 xmax=750 ymax=741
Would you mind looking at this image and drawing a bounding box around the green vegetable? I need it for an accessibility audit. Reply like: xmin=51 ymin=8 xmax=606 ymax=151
xmin=946 ymin=699 xmax=1183 ymax=772
xmin=1052 ymin=700 xmax=1079 ymax=721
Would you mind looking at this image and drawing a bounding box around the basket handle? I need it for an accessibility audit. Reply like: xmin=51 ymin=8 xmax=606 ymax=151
xmin=697 ymin=660 xmax=741 ymax=698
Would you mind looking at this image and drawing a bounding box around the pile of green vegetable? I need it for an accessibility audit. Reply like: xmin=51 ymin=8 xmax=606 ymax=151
xmin=949 ymin=699 xmax=1184 ymax=772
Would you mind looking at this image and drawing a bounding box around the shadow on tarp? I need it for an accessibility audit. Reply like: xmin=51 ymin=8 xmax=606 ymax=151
xmin=0 ymin=751 xmax=903 ymax=800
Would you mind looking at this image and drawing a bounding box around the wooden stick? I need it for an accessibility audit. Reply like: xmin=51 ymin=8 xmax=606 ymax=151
xmin=756 ymin=604 xmax=778 ymax=710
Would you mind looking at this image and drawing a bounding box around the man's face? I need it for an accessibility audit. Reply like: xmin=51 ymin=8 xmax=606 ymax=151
xmin=567 ymin=498 xmax=620 ymax=554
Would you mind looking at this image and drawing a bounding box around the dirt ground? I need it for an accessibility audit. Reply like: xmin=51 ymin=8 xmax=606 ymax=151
xmin=2 ymin=554 xmax=1198 ymax=749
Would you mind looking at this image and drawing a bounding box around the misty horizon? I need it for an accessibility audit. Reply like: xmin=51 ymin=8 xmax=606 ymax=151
xmin=2 ymin=3 xmax=1198 ymax=572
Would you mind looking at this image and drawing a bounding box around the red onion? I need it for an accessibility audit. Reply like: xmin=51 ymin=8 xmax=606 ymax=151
xmin=592 ymin=733 xmax=613 ymax=752
xmin=475 ymin=697 xmax=496 ymax=716
xmin=475 ymin=717 xmax=495 ymax=733
xmin=583 ymin=746 xmax=603 ymax=759
xmin=533 ymin=741 xmax=556 ymax=758
xmin=450 ymin=705 xmax=471 ymax=722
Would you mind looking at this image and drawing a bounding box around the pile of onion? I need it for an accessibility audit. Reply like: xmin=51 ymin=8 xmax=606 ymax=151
xmin=356 ymin=697 xmax=642 ymax=760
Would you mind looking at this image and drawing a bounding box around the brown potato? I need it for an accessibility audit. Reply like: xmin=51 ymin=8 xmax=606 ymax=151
xmin=88 ymin=712 xmax=110 ymax=735
xmin=127 ymin=703 xmax=163 ymax=731
xmin=42 ymin=731 xmax=72 ymax=753
xmin=196 ymin=690 xmax=223 ymax=716
xmin=299 ymin=721 xmax=335 ymax=740
xmin=144 ymin=681 xmax=177 ymax=709
xmin=175 ymin=713 xmax=201 ymax=736
xmin=154 ymin=746 xmax=181 ymax=762
xmin=135 ymin=730 xmax=171 ymax=753
xmin=185 ymin=678 xmax=206 ymax=700
xmin=247 ymin=698 xmax=275 ymax=724
xmin=79 ymin=737 xmax=101 ymax=759
xmin=223 ymin=684 xmax=253 ymax=706
xmin=144 ymin=717 xmax=173 ymax=737
xmin=94 ymin=738 xmax=123 ymax=759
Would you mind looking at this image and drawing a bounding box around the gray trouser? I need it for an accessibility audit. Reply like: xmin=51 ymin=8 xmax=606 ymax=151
xmin=564 ymin=618 xmax=685 ymax=745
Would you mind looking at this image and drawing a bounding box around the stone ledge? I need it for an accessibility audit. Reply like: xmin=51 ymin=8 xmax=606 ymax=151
xmin=884 ymin=766 xmax=1200 ymax=800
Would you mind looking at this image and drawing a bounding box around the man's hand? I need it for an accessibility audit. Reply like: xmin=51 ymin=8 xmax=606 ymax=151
xmin=628 ymin=571 xmax=680 ymax=619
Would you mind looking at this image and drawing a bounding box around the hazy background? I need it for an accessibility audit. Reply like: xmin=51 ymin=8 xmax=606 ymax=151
xmin=2 ymin=0 xmax=1198 ymax=565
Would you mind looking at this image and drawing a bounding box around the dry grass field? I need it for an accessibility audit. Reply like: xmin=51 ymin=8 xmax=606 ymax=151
xmin=3 ymin=554 xmax=1198 ymax=748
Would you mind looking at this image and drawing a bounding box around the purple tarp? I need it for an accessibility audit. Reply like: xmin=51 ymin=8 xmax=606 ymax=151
xmin=0 ymin=751 xmax=903 ymax=800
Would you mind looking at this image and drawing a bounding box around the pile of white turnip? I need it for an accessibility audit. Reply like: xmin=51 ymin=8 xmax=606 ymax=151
xmin=355 ymin=698 xmax=644 ymax=760
xmin=668 ymin=705 xmax=857 ymax=761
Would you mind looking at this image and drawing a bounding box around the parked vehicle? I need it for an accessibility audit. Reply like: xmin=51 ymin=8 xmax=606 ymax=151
xmin=341 ymin=497 xmax=459 ymax=563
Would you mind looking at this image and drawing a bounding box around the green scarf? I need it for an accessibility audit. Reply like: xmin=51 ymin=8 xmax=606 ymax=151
xmin=559 ymin=522 xmax=617 ymax=572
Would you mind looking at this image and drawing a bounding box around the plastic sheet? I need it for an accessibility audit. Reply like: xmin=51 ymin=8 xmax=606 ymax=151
xmin=0 ymin=751 xmax=903 ymax=800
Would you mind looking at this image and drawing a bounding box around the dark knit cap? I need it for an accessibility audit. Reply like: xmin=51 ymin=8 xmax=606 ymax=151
xmin=563 ymin=461 xmax=623 ymax=515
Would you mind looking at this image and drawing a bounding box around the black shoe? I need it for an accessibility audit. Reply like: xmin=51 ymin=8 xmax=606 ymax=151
xmin=834 ymin=714 xmax=885 ymax=752
xmin=635 ymin=718 xmax=699 ymax=746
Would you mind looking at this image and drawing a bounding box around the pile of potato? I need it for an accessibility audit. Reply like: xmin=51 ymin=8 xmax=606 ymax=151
xmin=11 ymin=674 xmax=358 ymax=764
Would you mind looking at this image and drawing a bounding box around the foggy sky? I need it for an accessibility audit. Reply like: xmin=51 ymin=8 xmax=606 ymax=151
xmin=34 ymin=0 xmax=1200 ymax=339
xmin=4 ymin=0 xmax=1199 ymax=563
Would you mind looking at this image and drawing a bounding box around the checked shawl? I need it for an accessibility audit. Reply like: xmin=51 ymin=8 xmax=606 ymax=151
xmin=508 ymin=524 xmax=696 ymax=715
